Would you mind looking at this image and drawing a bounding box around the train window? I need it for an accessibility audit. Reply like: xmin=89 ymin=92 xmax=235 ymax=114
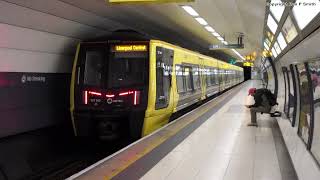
xmin=219 ymin=69 xmax=225 ymax=85
xmin=192 ymin=66 xmax=201 ymax=89
xmin=206 ymin=68 xmax=212 ymax=87
xmin=109 ymin=51 xmax=147 ymax=88
xmin=184 ymin=67 xmax=193 ymax=92
xmin=176 ymin=65 xmax=184 ymax=93
xmin=210 ymin=68 xmax=216 ymax=85
xmin=214 ymin=68 xmax=219 ymax=85
xmin=155 ymin=47 xmax=173 ymax=109
xmin=84 ymin=51 xmax=104 ymax=86
xmin=224 ymin=70 xmax=228 ymax=82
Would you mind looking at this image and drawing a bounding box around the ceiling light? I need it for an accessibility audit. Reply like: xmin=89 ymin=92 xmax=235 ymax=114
xmin=217 ymin=36 xmax=224 ymax=41
xmin=195 ymin=17 xmax=208 ymax=25
xmin=264 ymin=42 xmax=269 ymax=50
xmin=232 ymin=49 xmax=245 ymax=60
xmin=181 ymin=6 xmax=199 ymax=17
xmin=277 ymin=32 xmax=287 ymax=50
xmin=222 ymin=41 xmax=228 ymax=45
xmin=205 ymin=26 xmax=215 ymax=32
xmin=267 ymin=14 xmax=278 ymax=34
xmin=212 ymin=32 xmax=220 ymax=37
xmin=271 ymin=47 xmax=278 ymax=57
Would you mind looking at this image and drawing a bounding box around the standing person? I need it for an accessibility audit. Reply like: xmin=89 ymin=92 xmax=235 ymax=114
xmin=246 ymin=88 xmax=272 ymax=127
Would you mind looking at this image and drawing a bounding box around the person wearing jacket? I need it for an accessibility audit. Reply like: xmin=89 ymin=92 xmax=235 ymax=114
xmin=246 ymin=88 xmax=271 ymax=127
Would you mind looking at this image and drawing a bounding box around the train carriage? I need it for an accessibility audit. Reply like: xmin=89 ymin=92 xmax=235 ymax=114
xmin=70 ymin=33 xmax=243 ymax=140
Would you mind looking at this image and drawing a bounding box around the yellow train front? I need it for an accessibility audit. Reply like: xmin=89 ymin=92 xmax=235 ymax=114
xmin=70 ymin=38 xmax=243 ymax=140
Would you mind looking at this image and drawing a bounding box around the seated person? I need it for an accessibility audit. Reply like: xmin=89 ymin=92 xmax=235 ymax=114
xmin=246 ymin=88 xmax=272 ymax=127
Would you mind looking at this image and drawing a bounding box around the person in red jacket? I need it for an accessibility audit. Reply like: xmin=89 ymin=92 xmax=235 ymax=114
xmin=246 ymin=88 xmax=272 ymax=127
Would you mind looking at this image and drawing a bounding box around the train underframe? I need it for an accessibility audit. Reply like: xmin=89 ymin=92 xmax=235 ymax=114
xmin=73 ymin=109 xmax=145 ymax=141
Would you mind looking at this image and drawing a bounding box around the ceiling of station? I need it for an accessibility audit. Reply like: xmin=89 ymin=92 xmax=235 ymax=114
xmin=61 ymin=0 xmax=267 ymax=61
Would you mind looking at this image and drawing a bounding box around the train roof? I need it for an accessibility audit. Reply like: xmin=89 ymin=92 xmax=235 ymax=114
xmin=84 ymin=30 xmax=153 ymax=42
xmin=151 ymin=40 xmax=243 ymax=71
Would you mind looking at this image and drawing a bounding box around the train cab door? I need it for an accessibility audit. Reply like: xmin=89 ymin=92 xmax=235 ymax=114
xmin=155 ymin=47 xmax=174 ymax=110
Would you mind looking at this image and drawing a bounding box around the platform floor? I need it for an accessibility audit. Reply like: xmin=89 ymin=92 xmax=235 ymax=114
xmin=140 ymin=80 xmax=297 ymax=180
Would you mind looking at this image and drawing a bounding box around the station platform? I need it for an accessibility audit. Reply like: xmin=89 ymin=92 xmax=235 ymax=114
xmin=68 ymin=80 xmax=298 ymax=180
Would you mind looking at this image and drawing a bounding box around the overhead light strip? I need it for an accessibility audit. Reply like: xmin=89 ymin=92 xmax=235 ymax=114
xmin=217 ymin=36 xmax=224 ymax=41
xmin=181 ymin=5 xmax=244 ymax=61
xmin=181 ymin=6 xmax=199 ymax=16
xmin=195 ymin=17 xmax=208 ymax=25
xmin=212 ymin=32 xmax=220 ymax=37
xmin=232 ymin=49 xmax=245 ymax=60
xmin=205 ymin=26 xmax=215 ymax=32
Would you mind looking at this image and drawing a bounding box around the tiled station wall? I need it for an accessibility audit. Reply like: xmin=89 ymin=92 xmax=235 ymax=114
xmin=270 ymin=27 xmax=320 ymax=179
xmin=0 ymin=0 xmax=126 ymax=138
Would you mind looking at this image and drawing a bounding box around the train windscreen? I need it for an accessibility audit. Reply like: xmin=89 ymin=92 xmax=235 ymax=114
xmin=84 ymin=50 xmax=104 ymax=87
xmin=81 ymin=44 xmax=148 ymax=89
xmin=108 ymin=51 xmax=147 ymax=88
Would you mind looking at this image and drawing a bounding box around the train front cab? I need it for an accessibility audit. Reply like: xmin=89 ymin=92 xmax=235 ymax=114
xmin=70 ymin=42 xmax=150 ymax=140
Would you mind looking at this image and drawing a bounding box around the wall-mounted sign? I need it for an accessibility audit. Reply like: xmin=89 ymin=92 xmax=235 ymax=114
xmin=209 ymin=43 xmax=244 ymax=50
xmin=114 ymin=45 xmax=147 ymax=52
xmin=109 ymin=0 xmax=194 ymax=4
xmin=229 ymin=58 xmax=236 ymax=65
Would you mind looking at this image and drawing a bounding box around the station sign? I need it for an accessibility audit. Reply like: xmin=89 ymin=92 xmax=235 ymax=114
xmin=108 ymin=0 xmax=194 ymax=4
xmin=229 ymin=58 xmax=237 ymax=65
xmin=114 ymin=45 xmax=147 ymax=52
xmin=209 ymin=43 xmax=244 ymax=50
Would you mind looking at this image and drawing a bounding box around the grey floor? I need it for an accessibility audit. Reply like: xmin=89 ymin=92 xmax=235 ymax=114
xmin=140 ymin=81 xmax=297 ymax=180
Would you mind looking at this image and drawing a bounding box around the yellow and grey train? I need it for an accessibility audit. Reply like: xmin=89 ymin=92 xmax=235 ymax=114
xmin=70 ymin=33 xmax=243 ymax=140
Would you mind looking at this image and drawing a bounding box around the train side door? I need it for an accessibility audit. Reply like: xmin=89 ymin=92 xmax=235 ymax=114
xmin=155 ymin=47 xmax=174 ymax=109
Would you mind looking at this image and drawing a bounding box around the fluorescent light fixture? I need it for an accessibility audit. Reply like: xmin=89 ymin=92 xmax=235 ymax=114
xmin=222 ymin=41 xmax=228 ymax=45
xmin=264 ymin=42 xmax=269 ymax=50
xmin=231 ymin=49 xmax=245 ymax=60
xmin=271 ymin=47 xmax=278 ymax=57
xmin=181 ymin=6 xmax=199 ymax=17
xmin=277 ymin=32 xmax=287 ymax=50
xmin=217 ymin=36 xmax=224 ymax=41
xmin=267 ymin=14 xmax=278 ymax=34
xmin=274 ymin=41 xmax=281 ymax=54
xmin=270 ymin=0 xmax=285 ymax=22
xmin=205 ymin=26 xmax=215 ymax=32
xmin=265 ymin=38 xmax=271 ymax=46
xmin=293 ymin=0 xmax=320 ymax=29
xmin=195 ymin=17 xmax=208 ymax=25
xmin=212 ymin=32 xmax=220 ymax=37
